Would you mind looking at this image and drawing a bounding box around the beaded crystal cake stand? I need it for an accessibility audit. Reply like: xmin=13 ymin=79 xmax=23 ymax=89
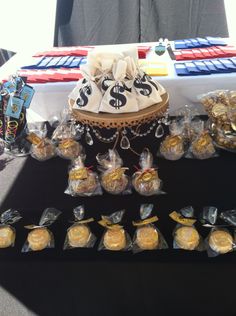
xmin=69 ymin=93 xmax=169 ymax=153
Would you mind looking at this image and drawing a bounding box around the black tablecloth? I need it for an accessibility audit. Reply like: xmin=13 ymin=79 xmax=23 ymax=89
xmin=0 ymin=134 xmax=236 ymax=316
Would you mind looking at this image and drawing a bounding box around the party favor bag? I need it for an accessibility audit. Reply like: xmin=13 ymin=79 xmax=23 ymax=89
xmin=0 ymin=209 xmax=22 ymax=248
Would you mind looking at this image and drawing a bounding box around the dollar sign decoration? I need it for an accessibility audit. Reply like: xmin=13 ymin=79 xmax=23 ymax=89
xmin=144 ymin=74 xmax=159 ymax=91
xmin=134 ymin=75 xmax=152 ymax=96
xmin=109 ymin=83 xmax=127 ymax=109
xmin=76 ymin=79 xmax=92 ymax=108
xmin=101 ymin=77 xmax=112 ymax=92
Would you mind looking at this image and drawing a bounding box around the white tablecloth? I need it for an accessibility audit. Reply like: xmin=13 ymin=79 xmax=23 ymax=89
xmin=1 ymin=42 xmax=236 ymax=122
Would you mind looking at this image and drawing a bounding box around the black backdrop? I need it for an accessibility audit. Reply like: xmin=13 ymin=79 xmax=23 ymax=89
xmin=0 ymin=132 xmax=236 ymax=316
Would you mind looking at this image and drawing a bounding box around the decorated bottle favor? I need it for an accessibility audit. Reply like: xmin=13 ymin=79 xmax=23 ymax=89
xmin=64 ymin=205 xmax=96 ymax=249
xmin=132 ymin=204 xmax=168 ymax=253
xmin=159 ymin=120 xmax=185 ymax=160
xmin=27 ymin=123 xmax=56 ymax=161
xmin=96 ymin=149 xmax=130 ymax=195
xmin=201 ymin=207 xmax=236 ymax=257
xmin=132 ymin=149 xmax=164 ymax=196
xmin=52 ymin=110 xmax=83 ymax=160
xmin=169 ymin=206 xmax=204 ymax=251
xmin=22 ymin=208 xmax=61 ymax=252
xmin=98 ymin=210 xmax=132 ymax=251
xmin=65 ymin=155 xmax=102 ymax=197
xmin=0 ymin=209 xmax=22 ymax=248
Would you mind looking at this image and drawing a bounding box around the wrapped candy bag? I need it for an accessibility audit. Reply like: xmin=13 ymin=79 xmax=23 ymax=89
xmin=169 ymin=206 xmax=204 ymax=251
xmin=99 ymin=59 xmax=139 ymax=113
xmin=65 ymin=155 xmax=102 ymax=197
xmin=52 ymin=110 xmax=83 ymax=160
xmin=159 ymin=120 xmax=185 ymax=160
xmin=201 ymin=206 xmax=236 ymax=257
xmin=98 ymin=210 xmax=132 ymax=251
xmin=27 ymin=123 xmax=56 ymax=161
xmin=69 ymin=63 xmax=102 ymax=113
xmin=132 ymin=149 xmax=164 ymax=196
xmin=132 ymin=204 xmax=168 ymax=253
xmin=22 ymin=208 xmax=61 ymax=252
xmin=96 ymin=149 xmax=130 ymax=195
xmin=0 ymin=209 xmax=21 ymax=248
xmin=187 ymin=119 xmax=217 ymax=159
xmin=64 ymin=205 xmax=96 ymax=249
xmin=125 ymin=56 xmax=164 ymax=110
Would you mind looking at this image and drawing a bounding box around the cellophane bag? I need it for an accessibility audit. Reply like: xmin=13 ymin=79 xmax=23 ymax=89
xmin=132 ymin=204 xmax=168 ymax=253
xmin=0 ymin=209 xmax=22 ymax=248
xmin=27 ymin=122 xmax=56 ymax=161
xmin=132 ymin=149 xmax=164 ymax=196
xmin=98 ymin=210 xmax=132 ymax=251
xmin=169 ymin=206 xmax=204 ymax=251
xmin=186 ymin=119 xmax=217 ymax=159
xmin=65 ymin=155 xmax=102 ymax=197
xmin=22 ymin=208 xmax=61 ymax=252
xmin=159 ymin=120 xmax=185 ymax=160
xmin=52 ymin=109 xmax=83 ymax=160
xmin=64 ymin=205 xmax=96 ymax=250
xmin=96 ymin=149 xmax=131 ymax=195
xmin=202 ymin=206 xmax=236 ymax=257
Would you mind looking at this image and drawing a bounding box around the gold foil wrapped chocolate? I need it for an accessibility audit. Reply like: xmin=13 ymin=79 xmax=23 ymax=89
xmin=66 ymin=156 xmax=102 ymax=197
xmin=191 ymin=131 xmax=216 ymax=159
xmin=97 ymin=150 xmax=130 ymax=195
xmin=57 ymin=138 xmax=82 ymax=160
xmin=200 ymin=90 xmax=236 ymax=151
xmin=132 ymin=149 xmax=163 ymax=196
xmin=27 ymin=133 xmax=56 ymax=161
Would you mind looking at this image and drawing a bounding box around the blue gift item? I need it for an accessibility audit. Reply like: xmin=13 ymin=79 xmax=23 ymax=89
xmin=193 ymin=61 xmax=211 ymax=74
xmin=184 ymin=62 xmax=201 ymax=74
xmin=45 ymin=57 xmax=63 ymax=68
xmin=5 ymin=96 xmax=24 ymax=119
xmin=196 ymin=38 xmax=210 ymax=47
xmin=218 ymin=58 xmax=236 ymax=71
xmin=56 ymin=56 xmax=71 ymax=67
xmin=3 ymin=80 xmax=16 ymax=93
xmin=63 ymin=56 xmax=76 ymax=68
xmin=184 ymin=39 xmax=195 ymax=48
xmin=21 ymin=57 xmax=44 ymax=69
xmin=69 ymin=57 xmax=83 ymax=68
xmin=20 ymin=84 xmax=35 ymax=108
xmin=37 ymin=57 xmax=53 ymax=69
xmin=174 ymin=40 xmax=187 ymax=49
xmin=203 ymin=60 xmax=219 ymax=73
xmin=205 ymin=36 xmax=227 ymax=46
xmin=211 ymin=60 xmax=230 ymax=72
xmin=174 ymin=63 xmax=190 ymax=76
xmin=189 ymin=39 xmax=201 ymax=48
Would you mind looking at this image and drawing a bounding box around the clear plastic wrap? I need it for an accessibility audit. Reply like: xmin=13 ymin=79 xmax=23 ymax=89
xmin=159 ymin=120 xmax=185 ymax=160
xmin=22 ymin=208 xmax=61 ymax=252
xmin=65 ymin=155 xmax=102 ymax=197
xmin=27 ymin=123 xmax=56 ymax=161
xmin=201 ymin=206 xmax=235 ymax=257
xmin=169 ymin=206 xmax=204 ymax=251
xmin=186 ymin=119 xmax=217 ymax=159
xmin=98 ymin=210 xmax=132 ymax=251
xmin=132 ymin=204 xmax=168 ymax=253
xmin=64 ymin=205 xmax=96 ymax=249
xmin=96 ymin=149 xmax=130 ymax=195
xmin=0 ymin=209 xmax=22 ymax=248
xmin=132 ymin=149 xmax=164 ymax=196
xmin=52 ymin=109 xmax=83 ymax=160
xmin=199 ymin=90 xmax=236 ymax=152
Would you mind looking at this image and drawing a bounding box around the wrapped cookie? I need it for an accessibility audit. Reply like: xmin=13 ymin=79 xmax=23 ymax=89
xmin=169 ymin=206 xmax=204 ymax=251
xmin=65 ymin=155 xmax=102 ymax=197
xmin=0 ymin=209 xmax=21 ymax=248
xmin=96 ymin=149 xmax=130 ymax=195
xmin=52 ymin=110 xmax=83 ymax=160
xmin=159 ymin=120 xmax=185 ymax=160
xmin=98 ymin=210 xmax=131 ymax=251
xmin=186 ymin=119 xmax=217 ymax=159
xmin=132 ymin=204 xmax=168 ymax=253
xmin=22 ymin=208 xmax=61 ymax=252
xmin=64 ymin=205 xmax=96 ymax=249
xmin=27 ymin=123 xmax=56 ymax=161
xmin=132 ymin=149 xmax=164 ymax=196
xmin=202 ymin=207 xmax=236 ymax=257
